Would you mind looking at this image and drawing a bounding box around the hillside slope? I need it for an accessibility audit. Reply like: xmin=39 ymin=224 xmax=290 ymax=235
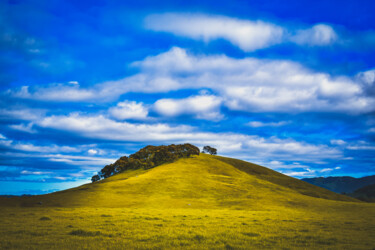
xmin=0 ymin=154 xmax=357 ymax=208
xmin=349 ymin=183 xmax=375 ymax=202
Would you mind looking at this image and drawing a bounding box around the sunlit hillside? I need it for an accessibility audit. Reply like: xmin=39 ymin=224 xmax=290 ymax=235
xmin=0 ymin=154 xmax=374 ymax=249
xmin=0 ymin=154 xmax=355 ymax=208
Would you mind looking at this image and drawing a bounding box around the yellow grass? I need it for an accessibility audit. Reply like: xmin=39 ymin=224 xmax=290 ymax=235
xmin=0 ymin=154 xmax=374 ymax=249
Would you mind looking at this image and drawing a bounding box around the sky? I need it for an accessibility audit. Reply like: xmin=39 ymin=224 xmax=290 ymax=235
xmin=1 ymin=0 xmax=375 ymax=195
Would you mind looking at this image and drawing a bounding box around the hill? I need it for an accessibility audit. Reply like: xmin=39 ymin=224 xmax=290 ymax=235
xmin=302 ymin=175 xmax=375 ymax=194
xmin=348 ymin=183 xmax=375 ymax=202
xmin=1 ymin=152 xmax=374 ymax=249
xmin=0 ymin=153 xmax=356 ymax=208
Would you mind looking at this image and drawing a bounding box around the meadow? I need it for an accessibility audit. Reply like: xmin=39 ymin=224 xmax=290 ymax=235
xmin=0 ymin=154 xmax=374 ymax=249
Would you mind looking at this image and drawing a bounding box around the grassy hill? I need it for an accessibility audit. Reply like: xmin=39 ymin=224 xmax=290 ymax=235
xmin=0 ymin=154 xmax=355 ymax=208
xmin=0 ymin=154 xmax=374 ymax=249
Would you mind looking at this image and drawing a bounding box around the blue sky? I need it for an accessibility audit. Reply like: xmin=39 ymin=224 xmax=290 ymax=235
xmin=1 ymin=0 xmax=375 ymax=195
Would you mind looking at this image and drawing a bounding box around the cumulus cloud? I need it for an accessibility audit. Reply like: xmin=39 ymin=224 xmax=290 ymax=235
xmin=290 ymin=24 xmax=337 ymax=46
xmin=145 ymin=13 xmax=284 ymax=52
xmin=145 ymin=13 xmax=338 ymax=51
xmin=109 ymin=101 xmax=149 ymax=120
xmin=154 ymin=94 xmax=223 ymax=121
xmin=130 ymin=47 xmax=374 ymax=113
xmin=10 ymin=47 xmax=374 ymax=113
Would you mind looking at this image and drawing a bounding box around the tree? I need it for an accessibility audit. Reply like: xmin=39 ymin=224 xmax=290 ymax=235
xmin=91 ymin=143 xmax=200 ymax=181
xmin=91 ymin=175 xmax=100 ymax=183
xmin=202 ymin=146 xmax=217 ymax=155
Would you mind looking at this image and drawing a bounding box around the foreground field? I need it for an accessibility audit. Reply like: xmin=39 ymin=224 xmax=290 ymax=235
xmin=0 ymin=204 xmax=374 ymax=249
xmin=1 ymin=154 xmax=374 ymax=249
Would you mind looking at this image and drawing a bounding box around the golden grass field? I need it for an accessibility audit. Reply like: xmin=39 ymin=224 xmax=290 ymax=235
xmin=0 ymin=154 xmax=374 ymax=249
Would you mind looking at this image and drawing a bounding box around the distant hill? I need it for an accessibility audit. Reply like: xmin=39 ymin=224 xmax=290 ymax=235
xmin=0 ymin=152 xmax=356 ymax=208
xmin=348 ymin=183 xmax=375 ymax=202
xmin=302 ymin=175 xmax=375 ymax=194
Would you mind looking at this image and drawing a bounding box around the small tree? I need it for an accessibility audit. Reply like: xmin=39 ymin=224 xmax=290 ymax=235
xmin=91 ymin=175 xmax=100 ymax=183
xmin=202 ymin=146 xmax=217 ymax=155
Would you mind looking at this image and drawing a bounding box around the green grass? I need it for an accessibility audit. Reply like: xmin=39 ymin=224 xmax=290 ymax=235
xmin=0 ymin=154 xmax=374 ymax=249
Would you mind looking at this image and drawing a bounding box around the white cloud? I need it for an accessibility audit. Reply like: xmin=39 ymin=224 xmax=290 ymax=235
xmin=0 ymin=134 xmax=5 ymax=139
xmin=154 ymin=94 xmax=223 ymax=121
xmin=12 ymin=143 xmax=79 ymax=153
xmin=35 ymin=113 xmax=341 ymax=162
xmin=346 ymin=145 xmax=375 ymax=150
xmin=357 ymin=69 xmax=375 ymax=86
xmin=320 ymin=168 xmax=334 ymax=173
xmin=11 ymin=85 xmax=96 ymax=102
xmin=330 ymin=139 xmax=346 ymax=145
xmin=9 ymin=123 xmax=36 ymax=133
xmin=47 ymin=154 xmax=116 ymax=166
xmin=8 ymin=48 xmax=374 ymax=114
xmin=145 ymin=14 xmax=338 ymax=50
xmin=337 ymin=140 xmax=375 ymax=150
xmin=37 ymin=113 xmax=193 ymax=142
xmin=291 ymin=24 xmax=337 ymax=46
xmin=21 ymin=170 xmax=51 ymax=175
xmin=0 ymin=107 xmax=46 ymax=121
xmin=109 ymin=101 xmax=148 ymax=120
xmin=0 ymin=137 xmax=83 ymax=154
xmin=87 ymin=149 xmax=98 ymax=155
xmin=281 ymin=165 xmax=341 ymax=177
xmin=131 ymin=47 xmax=373 ymax=113
xmin=263 ymin=160 xmax=311 ymax=170
xmin=0 ymin=151 xmax=116 ymax=167
xmin=247 ymin=121 xmax=290 ymax=127
xmin=283 ymin=168 xmax=316 ymax=177
xmin=145 ymin=13 xmax=284 ymax=52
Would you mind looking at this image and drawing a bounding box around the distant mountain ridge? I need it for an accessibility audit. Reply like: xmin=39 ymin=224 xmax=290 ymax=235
xmin=302 ymin=175 xmax=375 ymax=194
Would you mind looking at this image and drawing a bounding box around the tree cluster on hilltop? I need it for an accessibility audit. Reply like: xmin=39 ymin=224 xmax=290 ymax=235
xmin=91 ymin=143 xmax=200 ymax=182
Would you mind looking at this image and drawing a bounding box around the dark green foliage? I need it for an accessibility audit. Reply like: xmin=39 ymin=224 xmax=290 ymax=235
xmin=202 ymin=146 xmax=217 ymax=155
xmin=92 ymin=144 xmax=200 ymax=182
xmin=91 ymin=175 xmax=100 ymax=182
